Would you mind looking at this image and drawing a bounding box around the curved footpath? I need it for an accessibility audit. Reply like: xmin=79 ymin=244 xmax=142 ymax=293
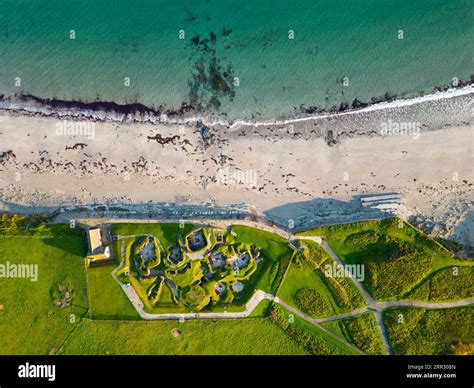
xmin=110 ymin=224 xmax=474 ymax=355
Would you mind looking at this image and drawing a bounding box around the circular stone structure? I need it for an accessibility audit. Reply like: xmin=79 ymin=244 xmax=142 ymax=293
xmin=232 ymin=281 xmax=244 ymax=293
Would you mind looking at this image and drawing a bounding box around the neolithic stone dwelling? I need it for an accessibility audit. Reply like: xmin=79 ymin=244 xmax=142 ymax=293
xmin=208 ymin=250 xmax=226 ymax=271
xmin=186 ymin=229 xmax=207 ymax=252
xmin=168 ymin=244 xmax=183 ymax=264
xmin=229 ymin=252 xmax=250 ymax=271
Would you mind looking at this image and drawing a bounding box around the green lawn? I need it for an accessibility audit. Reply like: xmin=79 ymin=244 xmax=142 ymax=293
xmin=298 ymin=219 xmax=472 ymax=301
xmin=60 ymin=316 xmax=309 ymax=355
xmin=277 ymin=249 xmax=336 ymax=318
xmin=86 ymin=262 xmax=139 ymax=320
xmin=0 ymin=219 xmax=307 ymax=355
xmin=383 ymin=306 xmax=474 ymax=355
xmin=249 ymin=298 xmax=273 ymax=317
xmin=1 ymin=215 xmax=471 ymax=356
xmin=0 ymin=225 xmax=89 ymax=355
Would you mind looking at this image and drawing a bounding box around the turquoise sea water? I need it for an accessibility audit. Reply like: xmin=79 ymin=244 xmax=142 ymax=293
xmin=0 ymin=0 xmax=472 ymax=120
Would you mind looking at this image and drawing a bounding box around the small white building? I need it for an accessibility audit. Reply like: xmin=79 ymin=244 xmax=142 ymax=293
xmin=86 ymin=228 xmax=111 ymax=262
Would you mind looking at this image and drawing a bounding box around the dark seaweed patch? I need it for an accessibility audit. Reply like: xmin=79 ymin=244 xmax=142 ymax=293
xmin=191 ymin=35 xmax=200 ymax=45
xmin=187 ymin=29 xmax=236 ymax=113
xmin=222 ymin=27 xmax=232 ymax=37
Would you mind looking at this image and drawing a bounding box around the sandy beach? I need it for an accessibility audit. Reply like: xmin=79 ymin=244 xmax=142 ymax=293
xmin=0 ymin=92 xmax=473 ymax=246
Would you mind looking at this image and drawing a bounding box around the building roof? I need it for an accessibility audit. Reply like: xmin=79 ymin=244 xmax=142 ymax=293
xmin=87 ymin=229 xmax=103 ymax=254
xmin=86 ymin=228 xmax=110 ymax=260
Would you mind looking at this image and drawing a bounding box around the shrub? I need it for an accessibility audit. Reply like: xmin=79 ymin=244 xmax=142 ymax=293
xmin=294 ymin=288 xmax=330 ymax=316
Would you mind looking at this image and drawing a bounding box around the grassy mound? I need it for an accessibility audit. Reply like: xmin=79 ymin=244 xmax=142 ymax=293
xmin=299 ymin=219 xmax=471 ymax=300
xmin=295 ymin=288 xmax=331 ymax=317
xmin=185 ymin=285 xmax=206 ymax=307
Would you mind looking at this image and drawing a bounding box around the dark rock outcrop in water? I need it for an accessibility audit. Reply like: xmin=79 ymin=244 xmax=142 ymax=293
xmin=0 ymin=94 xmax=194 ymax=116
xmin=299 ymin=74 xmax=474 ymax=117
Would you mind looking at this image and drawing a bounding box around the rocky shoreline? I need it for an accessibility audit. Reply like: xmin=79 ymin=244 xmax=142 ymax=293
xmin=1 ymin=79 xmax=472 ymax=130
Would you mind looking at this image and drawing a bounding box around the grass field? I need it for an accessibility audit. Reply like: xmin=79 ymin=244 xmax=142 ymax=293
xmin=0 ymin=218 xmax=306 ymax=355
xmin=277 ymin=254 xmax=337 ymax=318
xmin=383 ymin=306 xmax=474 ymax=355
xmin=60 ymin=316 xmax=308 ymax=355
xmin=111 ymin=223 xmax=195 ymax=251
xmin=298 ymin=219 xmax=472 ymax=301
xmin=0 ymin=222 xmax=88 ymax=355
xmin=86 ymin=261 xmax=139 ymax=320
xmin=229 ymin=225 xmax=294 ymax=296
